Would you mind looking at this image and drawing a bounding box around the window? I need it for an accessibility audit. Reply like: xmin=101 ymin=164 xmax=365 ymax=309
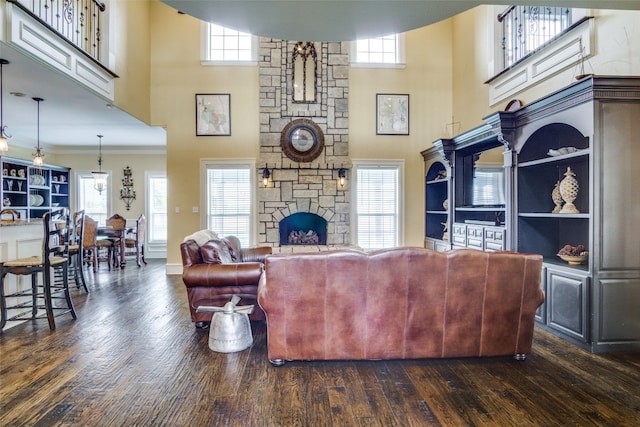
xmin=353 ymin=161 xmax=404 ymax=250
xmin=203 ymin=162 xmax=254 ymax=247
xmin=499 ymin=6 xmax=572 ymax=69
xmin=351 ymin=33 xmax=405 ymax=68
xmin=76 ymin=171 xmax=110 ymax=225
xmin=147 ymin=172 xmax=167 ymax=244
xmin=202 ymin=23 xmax=257 ymax=64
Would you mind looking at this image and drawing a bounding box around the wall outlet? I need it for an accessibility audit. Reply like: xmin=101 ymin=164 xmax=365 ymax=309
xmin=192 ymin=206 xmax=199 ymax=213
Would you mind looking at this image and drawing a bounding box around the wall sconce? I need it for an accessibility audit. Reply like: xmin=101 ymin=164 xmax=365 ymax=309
xmin=338 ymin=168 xmax=347 ymax=188
xmin=120 ymin=166 xmax=136 ymax=210
xmin=262 ymin=167 xmax=271 ymax=187
xmin=92 ymin=134 xmax=108 ymax=194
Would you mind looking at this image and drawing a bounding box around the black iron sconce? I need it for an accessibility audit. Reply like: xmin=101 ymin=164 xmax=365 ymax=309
xmin=262 ymin=167 xmax=271 ymax=187
xmin=120 ymin=166 xmax=136 ymax=210
xmin=338 ymin=167 xmax=347 ymax=188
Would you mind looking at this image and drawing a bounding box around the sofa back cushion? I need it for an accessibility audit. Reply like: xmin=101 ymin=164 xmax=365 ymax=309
xmin=200 ymin=238 xmax=234 ymax=264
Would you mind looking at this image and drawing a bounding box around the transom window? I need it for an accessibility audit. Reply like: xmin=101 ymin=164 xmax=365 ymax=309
xmin=351 ymin=33 xmax=405 ymax=68
xmin=203 ymin=23 xmax=257 ymax=64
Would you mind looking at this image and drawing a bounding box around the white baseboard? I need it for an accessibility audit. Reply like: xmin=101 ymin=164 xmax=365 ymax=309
xmin=165 ymin=263 xmax=183 ymax=275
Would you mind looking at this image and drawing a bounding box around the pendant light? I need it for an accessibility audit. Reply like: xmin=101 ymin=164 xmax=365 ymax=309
xmin=92 ymin=134 xmax=108 ymax=193
xmin=0 ymin=59 xmax=9 ymax=153
xmin=32 ymin=97 xmax=45 ymax=166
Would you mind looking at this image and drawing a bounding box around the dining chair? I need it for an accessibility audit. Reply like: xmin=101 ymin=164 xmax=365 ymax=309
xmin=104 ymin=213 xmax=127 ymax=268
xmin=0 ymin=208 xmax=76 ymax=330
xmin=124 ymin=214 xmax=147 ymax=267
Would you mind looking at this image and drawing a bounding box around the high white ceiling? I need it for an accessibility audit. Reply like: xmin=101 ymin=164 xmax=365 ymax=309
xmin=2 ymin=1 xmax=639 ymax=152
xmin=162 ymin=0 xmax=640 ymax=42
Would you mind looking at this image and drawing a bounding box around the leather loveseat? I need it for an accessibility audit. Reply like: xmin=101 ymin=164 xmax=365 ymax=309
xmin=180 ymin=230 xmax=272 ymax=327
xmin=258 ymin=247 xmax=544 ymax=365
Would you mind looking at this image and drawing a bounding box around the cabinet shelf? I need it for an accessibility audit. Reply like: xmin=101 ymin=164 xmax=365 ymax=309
xmin=456 ymin=206 xmax=505 ymax=212
xmin=519 ymin=149 xmax=589 ymax=168
xmin=519 ymin=212 xmax=589 ymax=218
xmin=1 ymin=156 xmax=70 ymax=219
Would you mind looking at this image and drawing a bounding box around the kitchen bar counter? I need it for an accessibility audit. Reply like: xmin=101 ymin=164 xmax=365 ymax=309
xmin=0 ymin=220 xmax=43 ymax=330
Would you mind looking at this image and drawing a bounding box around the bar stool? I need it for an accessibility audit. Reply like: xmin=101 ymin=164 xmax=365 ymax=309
xmin=66 ymin=210 xmax=89 ymax=292
xmin=82 ymin=215 xmax=100 ymax=272
xmin=0 ymin=209 xmax=76 ymax=330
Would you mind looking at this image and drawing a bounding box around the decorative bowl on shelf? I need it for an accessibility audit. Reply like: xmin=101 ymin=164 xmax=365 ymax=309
xmin=557 ymin=254 xmax=588 ymax=265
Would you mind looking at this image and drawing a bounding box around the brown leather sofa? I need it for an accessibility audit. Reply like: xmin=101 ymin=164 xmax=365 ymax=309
xmin=180 ymin=233 xmax=272 ymax=327
xmin=258 ymin=247 xmax=544 ymax=365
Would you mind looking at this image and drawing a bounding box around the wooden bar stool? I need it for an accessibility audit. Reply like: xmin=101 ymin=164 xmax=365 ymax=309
xmin=66 ymin=210 xmax=89 ymax=292
xmin=0 ymin=209 xmax=76 ymax=330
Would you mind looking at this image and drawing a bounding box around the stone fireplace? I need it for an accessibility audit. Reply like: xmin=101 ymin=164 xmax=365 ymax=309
xmin=257 ymin=39 xmax=351 ymax=249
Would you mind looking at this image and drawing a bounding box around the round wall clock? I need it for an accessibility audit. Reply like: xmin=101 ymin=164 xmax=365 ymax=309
xmin=281 ymin=119 xmax=324 ymax=163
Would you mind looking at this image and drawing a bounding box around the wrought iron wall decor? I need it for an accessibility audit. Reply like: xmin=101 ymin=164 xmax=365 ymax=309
xmin=120 ymin=166 xmax=136 ymax=210
xmin=291 ymin=41 xmax=317 ymax=103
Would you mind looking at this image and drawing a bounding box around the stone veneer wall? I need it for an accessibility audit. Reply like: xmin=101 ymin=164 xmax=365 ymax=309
xmin=257 ymin=39 xmax=351 ymax=246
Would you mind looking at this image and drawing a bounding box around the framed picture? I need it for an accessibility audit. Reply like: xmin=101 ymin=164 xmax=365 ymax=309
xmin=376 ymin=93 xmax=409 ymax=135
xmin=195 ymin=93 xmax=231 ymax=136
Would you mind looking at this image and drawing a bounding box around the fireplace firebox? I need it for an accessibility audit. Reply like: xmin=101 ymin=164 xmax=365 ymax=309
xmin=279 ymin=212 xmax=327 ymax=245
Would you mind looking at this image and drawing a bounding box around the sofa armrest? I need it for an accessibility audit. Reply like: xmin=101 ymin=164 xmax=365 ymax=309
xmin=240 ymin=246 xmax=272 ymax=263
xmin=182 ymin=262 xmax=264 ymax=288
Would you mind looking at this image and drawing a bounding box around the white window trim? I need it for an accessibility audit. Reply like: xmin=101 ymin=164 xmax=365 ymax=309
xmin=200 ymin=22 xmax=258 ymax=67
xmin=487 ymin=8 xmax=592 ymax=106
xmin=145 ymin=170 xmax=167 ymax=259
xmin=199 ymin=158 xmax=257 ymax=245
xmin=350 ymin=33 xmax=406 ymax=69
xmin=350 ymin=159 xmax=405 ymax=249
xmin=74 ymin=170 xmax=112 ymax=217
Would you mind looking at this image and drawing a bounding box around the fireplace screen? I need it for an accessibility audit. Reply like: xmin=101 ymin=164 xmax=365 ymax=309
xmin=279 ymin=212 xmax=327 ymax=245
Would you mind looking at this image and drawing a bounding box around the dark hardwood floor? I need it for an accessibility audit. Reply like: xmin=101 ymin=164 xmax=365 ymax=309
xmin=1 ymin=259 xmax=639 ymax=426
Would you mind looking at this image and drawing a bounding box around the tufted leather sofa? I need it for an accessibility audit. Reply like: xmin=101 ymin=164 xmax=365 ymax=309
xmin=258 ymin=247 xmax=544 ymax=365
xmin=180 ymin=231 xmax=272 ymax=326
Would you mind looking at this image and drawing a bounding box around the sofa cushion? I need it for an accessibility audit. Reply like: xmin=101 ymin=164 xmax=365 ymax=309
xmin=200 ymin=239 xmax=234 ymax=264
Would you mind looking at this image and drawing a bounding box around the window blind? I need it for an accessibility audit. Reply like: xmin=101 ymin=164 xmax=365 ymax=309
xmin=356 ymin=167 xmax=398 ymax=249
xmin=207 ymin=166 xmax=251 ymax=246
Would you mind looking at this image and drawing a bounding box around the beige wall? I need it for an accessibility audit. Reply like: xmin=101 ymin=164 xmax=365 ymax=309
xmin=111 ymin=0 xmax=152 ymax=124
xmin=60 ymin=152 xmax=166 ymax=220
xmin=150 ymin=2 xmax=260 ymax=265
xmin=349 ymin=21 xmax=453 ymax=247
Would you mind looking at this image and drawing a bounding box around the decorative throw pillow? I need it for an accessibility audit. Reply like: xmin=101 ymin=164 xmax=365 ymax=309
xmin=200 ymin=239 xmax=234 ymax=264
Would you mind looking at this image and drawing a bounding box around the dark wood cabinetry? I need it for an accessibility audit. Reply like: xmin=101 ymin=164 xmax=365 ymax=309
xmin=423 ymin=76 xmax=640 ymax=352
xmin=1 ymin=156 xmax=70 ymax=219
xmin=422 ymin=145 xmax=451 ymax=251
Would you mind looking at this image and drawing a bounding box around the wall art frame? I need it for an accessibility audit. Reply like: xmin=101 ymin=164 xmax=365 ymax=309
xmin=195 ymin=93 xmax=231 ymax=136
xmin=376 ymin=93 xmax=409 ymax=135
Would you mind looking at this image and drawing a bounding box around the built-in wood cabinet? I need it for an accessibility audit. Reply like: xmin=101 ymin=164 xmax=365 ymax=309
xmin=422 ymin=144 xmax=451 ymax=251
xmin=423 ymin=76 xmax=640 ymax=353
xmin=1 ymin=156 xmax=70 ymax=219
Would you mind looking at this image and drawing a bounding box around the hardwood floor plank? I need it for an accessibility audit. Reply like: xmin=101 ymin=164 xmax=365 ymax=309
xmin=1 ymin=260 xmax=639 ymax=426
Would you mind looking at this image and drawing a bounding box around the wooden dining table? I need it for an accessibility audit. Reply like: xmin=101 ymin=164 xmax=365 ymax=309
xmin=97 ymin=225 xmax=133 ymax=269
